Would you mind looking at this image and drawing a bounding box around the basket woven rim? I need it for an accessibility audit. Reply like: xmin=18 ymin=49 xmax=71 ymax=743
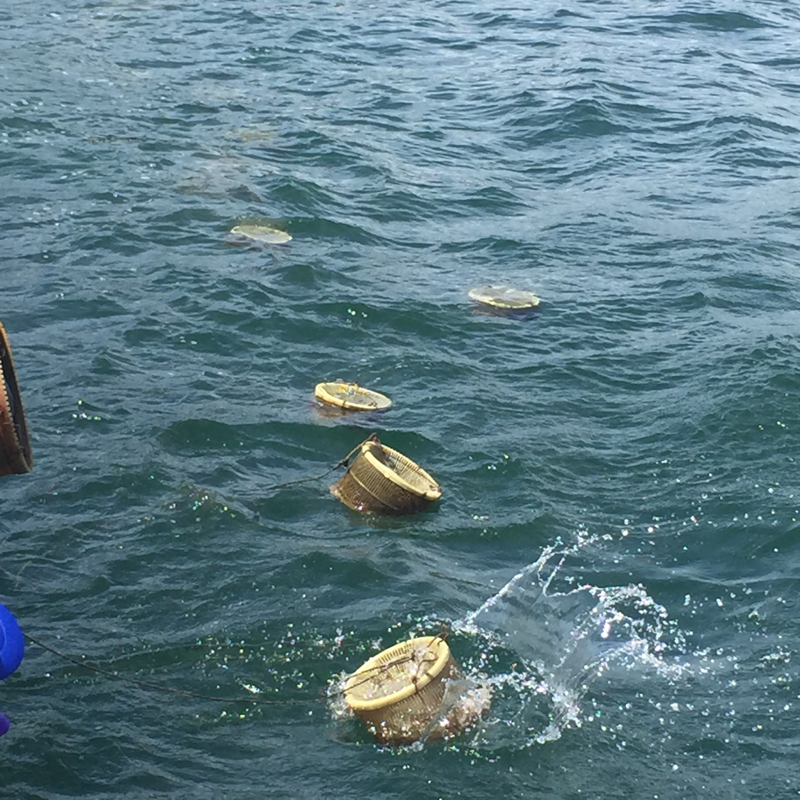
xmin=314 ymin=382 xmax=392 ymax=411
xmin=361 ymin=443 xmax=441 ymax=500
xmin=344 ymin=636 xmax=451 ymax=711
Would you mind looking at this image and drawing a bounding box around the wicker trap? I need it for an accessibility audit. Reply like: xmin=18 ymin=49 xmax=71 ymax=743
xmin=344 ymin=636 xmax=467 ymax=745
xmin=330 ymin=437 xmax=441 ymax=515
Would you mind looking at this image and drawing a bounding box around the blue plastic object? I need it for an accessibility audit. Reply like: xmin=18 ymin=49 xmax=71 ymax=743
xmin=0 ymin=603 xmax=24 ymax=681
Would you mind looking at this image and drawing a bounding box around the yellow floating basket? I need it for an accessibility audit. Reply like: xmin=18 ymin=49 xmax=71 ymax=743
xmin=0 ymin=323 xmax=33 ymax=476
xmin=330 ymin=437 xmax=441 ymax=515
xmin=344 ymin=636 xmax=463 ymax=745
xmin=468 ymin=285 xmax=541 ymax=310
xmin=314 ymin=382 xmax=391 ymax=412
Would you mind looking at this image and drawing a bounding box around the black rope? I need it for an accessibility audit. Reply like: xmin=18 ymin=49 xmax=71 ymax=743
xmin=16 ymin=438 xmax=392 ymax=707
xmin=259 ymin=435 xmax=376 ymax=493
xmin=24 ymin=626 xmax=449 ymax=704
xmin=24 ymin=634 xmax=310 ymax=707
xmin=24 ymin=616 xmax=448 ymax=712
xmin=259 ymin=464 xmax=342 ymax=493
xmin=24 ymin=632 xmax=444 ymax=706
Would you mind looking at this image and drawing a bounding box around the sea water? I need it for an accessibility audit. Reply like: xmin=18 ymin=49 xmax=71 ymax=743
xmin=2 ymin=0 xmax=800 ymax=797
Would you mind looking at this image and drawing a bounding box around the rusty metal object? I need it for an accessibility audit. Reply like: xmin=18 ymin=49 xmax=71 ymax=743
xmin=0 ymin=323 xmax=33 ymax=476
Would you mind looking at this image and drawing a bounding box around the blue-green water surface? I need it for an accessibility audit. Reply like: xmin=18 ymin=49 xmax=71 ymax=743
xmin=2 ymin=1 xmax=800 ymax=798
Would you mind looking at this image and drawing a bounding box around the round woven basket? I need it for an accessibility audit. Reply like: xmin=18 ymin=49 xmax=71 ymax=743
xmin=344 ymin=636 xmax=461 ymax=744
xmin=330 ymin=439 xmax=441 ymax=515
xmin=0 ymin=323 xmax=32 ymax=477
xmin=314 ymin=382 xmax=391 ymax=412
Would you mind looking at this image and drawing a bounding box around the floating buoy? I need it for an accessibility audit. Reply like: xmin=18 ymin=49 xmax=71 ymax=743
xmin=330 ymin=437 xmax=441 ymax=515
xmin=0 ymin=323 xmax=33 ymax=476
xmin=343 ymin=636 xmax=484 ymax=745
xmin=229 ymin=224 xmax=292 ymax=244
xmin=314 ymin=382 xmax=391 ymax=412
xmin=0 ymin=604 xmax=24 ymax=681
xmin=468 ymin=285 xmax=540 ymax=311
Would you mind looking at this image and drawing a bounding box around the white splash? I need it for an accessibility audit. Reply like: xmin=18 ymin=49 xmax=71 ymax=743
xmin=447 ymin=533 xmax=688 ymax=751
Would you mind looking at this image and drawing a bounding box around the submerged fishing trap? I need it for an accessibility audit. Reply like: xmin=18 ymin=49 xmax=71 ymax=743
xmin=228 ymin=223 xmax=292 ymax=244
xmin=468 ymin=285 xmax=541 ymax=311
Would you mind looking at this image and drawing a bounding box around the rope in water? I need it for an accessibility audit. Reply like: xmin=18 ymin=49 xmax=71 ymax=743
xmin=258 ymin=434 xmax=376 ymax=493
xmin=21 ymin=437 xmax=437 ymax=709
xmin=24 ymin=634 xmax=309 ymax=706
xmin=22 ymin=627 xmax=449 ymax=706
xmin=13 ymin=436 xmax=378 ymax=589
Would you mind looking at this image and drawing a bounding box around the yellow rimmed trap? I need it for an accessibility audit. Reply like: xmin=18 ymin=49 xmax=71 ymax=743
xmin=229 ymin=224 xmax=292 ymax=244
xmin=343 ymin=636 xmax=462 ymax=744
xmin=468 ymin=285 xmax=540 ymax=310
xmin=330 ymin=437 xmax=441 ymax=515
xmin=314 ymin=382 xmax=391 ymax=412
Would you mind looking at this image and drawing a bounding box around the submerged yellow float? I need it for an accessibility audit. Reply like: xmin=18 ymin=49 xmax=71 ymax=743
xmin=229 ymin=224 xmax=292 ymax=244
xmin=468 ymin=285 xmax=541 ymax=310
